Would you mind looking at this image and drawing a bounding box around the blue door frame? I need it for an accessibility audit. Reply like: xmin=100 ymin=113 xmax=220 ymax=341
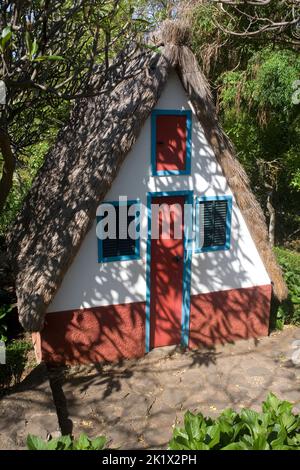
xmin=145 ymin=190 xmax=193 ymax=353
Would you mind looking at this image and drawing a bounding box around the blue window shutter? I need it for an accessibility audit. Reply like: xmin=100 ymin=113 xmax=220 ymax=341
xmin=202 ymin=201 xmax=214 ymax=247
xmin=97 ymin=201 xmax=140 ymax=263
xmin=198 ymin=197 xmax=231 ymax=252
xmin=101 ymin=205 xmax=136 ymax=259
xmin=212 ymin=200 xmax=227 ymax=246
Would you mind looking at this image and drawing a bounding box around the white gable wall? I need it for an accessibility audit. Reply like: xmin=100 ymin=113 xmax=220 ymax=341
xmin=47 ymin=73 xmax=270 ymax=313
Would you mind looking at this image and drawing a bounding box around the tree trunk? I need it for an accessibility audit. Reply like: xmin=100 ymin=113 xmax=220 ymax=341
xmin=0 ymin=127 xmax=15 ymax=214
xmin=267 ymin=192 xmax=276 ymax=247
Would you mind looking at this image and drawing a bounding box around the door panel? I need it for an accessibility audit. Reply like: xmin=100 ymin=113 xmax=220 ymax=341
xmin=156 ymin=115 xmax=187 ymax=172
xmin=150 ymin=195 xmax=185 ymax=348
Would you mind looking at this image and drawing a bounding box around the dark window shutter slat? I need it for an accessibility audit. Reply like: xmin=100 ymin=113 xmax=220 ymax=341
xmin=202 ymin=201 xmax=214 ymax=247
xmin=200 ymin=200 xmax=228 ymax=248
xmin=100 ymin=203 xmax=137 ymax=260
xmin=213 ymin=200 xmax=227 ymax=246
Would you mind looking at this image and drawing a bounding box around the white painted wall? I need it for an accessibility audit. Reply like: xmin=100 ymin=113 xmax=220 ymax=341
xmin=47 ymin=73 xmax=270 ymax=313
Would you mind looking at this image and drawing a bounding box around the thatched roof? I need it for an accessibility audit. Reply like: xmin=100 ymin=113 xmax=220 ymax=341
xmin=7 ymin=21 xmax=288 ymax=332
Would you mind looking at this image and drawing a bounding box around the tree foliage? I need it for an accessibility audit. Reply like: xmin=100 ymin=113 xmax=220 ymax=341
xmin=0 ymin=0 xmax=299 ymax=245
xmin=0 ymin=0 xmax=151 ymax=230
xmin=188 ymin=1 xmax=300 ymax=243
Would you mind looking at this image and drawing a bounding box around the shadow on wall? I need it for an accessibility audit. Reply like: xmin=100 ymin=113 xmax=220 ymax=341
xmin=189 ymin=285 xmax=271 ymax=349
xmin=42 ymin=302 xmax=146 ymax=364
xmin=41 ymin=284 xmax=271 ymax=365
xmin=40 ymin=81 xmax=272 ymax=365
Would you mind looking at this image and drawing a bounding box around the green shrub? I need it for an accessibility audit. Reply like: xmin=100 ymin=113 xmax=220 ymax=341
xmin=0 ymin=304 xmax=13 ymax=342
xmin=169 ymin=393 xmax=300 ymax=450
xmin=27 ymin=433 xmax=106 ymax=450
xmin=274 ymin=247 xmax=300 ymax=328
xmin=0 ymin=339 xmax=32 ymax=391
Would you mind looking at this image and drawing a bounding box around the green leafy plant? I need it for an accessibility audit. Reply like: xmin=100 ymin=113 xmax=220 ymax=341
xmin=0 ymin=339 xmax=31 ymax=391
xmin=27 ymin=433 xmax=106 ymax=451
xmin=274 ymin=248 xmax=300 ymax=327
xmin=169 ymin=393 xmax=300 ymax=450
xmin=0 ymin=26 xmax=12 ymax=51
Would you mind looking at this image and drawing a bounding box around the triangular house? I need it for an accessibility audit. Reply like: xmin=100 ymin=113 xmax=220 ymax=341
xmin=8 ymin=21 xmax=287 ymax=364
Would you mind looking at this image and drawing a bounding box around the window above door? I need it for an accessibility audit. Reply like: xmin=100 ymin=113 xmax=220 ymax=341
xmin=151 ymin=110 xmax=192 ymax=177
xmin=195 ymin=196 xmax=232 ymax=253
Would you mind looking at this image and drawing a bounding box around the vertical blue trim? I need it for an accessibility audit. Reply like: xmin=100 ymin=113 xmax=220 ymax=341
xmin=97 ymin=199 xmax=141 ymax=263
xmin=194 ymin=195 xmax=232 ymax=253
xmin=145 ymin=193 xmax=152 ymax=353
xmin=151 ymin=112 xmax=157 ymax=178
xmin=181 ymin=191 xmax=193 ymax=348
xmin=151 ymin=110 xmax=192 ymax=177
xmin=145 ymin=190 xmax=193 ymax=353
xmin=186 ymin=111 xmax=192 ymax=175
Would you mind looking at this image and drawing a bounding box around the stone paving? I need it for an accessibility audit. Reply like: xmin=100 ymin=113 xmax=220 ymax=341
xmin=52 ymin=326 xmax=300 ymax=449
xmin=1 ymin=326 xmax=300 ymax=450
xmin=0 ymin=364 xmax=59 ymax=450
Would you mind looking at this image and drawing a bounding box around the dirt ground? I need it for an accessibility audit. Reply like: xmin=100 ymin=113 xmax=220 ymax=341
xmin=0 ymin=363 xmax=59 ymax=450
xmin=1 ymin=326 xmax=300 ymax=450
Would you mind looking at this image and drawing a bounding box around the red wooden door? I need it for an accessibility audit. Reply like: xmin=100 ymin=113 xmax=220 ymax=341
xmin=150 ymin=195 xmax=185 ymax=349
xmin=156 ymin=115 xmax=187 ymax=172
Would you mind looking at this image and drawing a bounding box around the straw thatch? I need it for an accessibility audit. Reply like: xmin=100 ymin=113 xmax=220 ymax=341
xmin=7 ymin=20 xmax=287 ymax=332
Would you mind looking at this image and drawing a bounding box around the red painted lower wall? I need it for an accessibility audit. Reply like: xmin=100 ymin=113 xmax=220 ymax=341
xmin=40 ymin=302 xmax=146 ymax=364
xmin=39 ymin=285 xmax=271 ymax=365
xmin=189 ymin=285 xmax=272 ymax=349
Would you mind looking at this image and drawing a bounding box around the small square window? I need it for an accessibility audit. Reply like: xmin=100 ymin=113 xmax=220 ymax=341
xmin=151 ymin=110 xmax=192 ymax=176
xmin=97 ymin=200 xmax=140 ymax=262
xmin=195 ymin=196 xmax=232 ymax=252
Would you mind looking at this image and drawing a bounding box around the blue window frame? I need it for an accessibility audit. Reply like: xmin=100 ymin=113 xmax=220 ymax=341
xmin=195 ymin=196 xmax=232 ymax=253
xmin=97 ymin=199 xmax=140 ymax=263
xmin=151 ymin=109 xmax=192 ymax=177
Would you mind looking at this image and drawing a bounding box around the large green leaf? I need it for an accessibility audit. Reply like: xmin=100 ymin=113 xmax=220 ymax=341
xmin=262 ymin=393 xmax=281 ymax=414
xmin=240 ymin=408 xmax=260 ymax=426
xmin=91 ymin=436 xmax=106 ymax=450
xmin=270 ymin=426 xmax=288 ymax=450
xmin=221 ymin=441 xmax=249 ymax=450
xmin=73 ymin=433 xmax=91 ymax=450
xmin=280 ymin=412 xmax=298 ymax=432
xmin=287 ymin=433 xmax=300 ymax=447
xmin=31 ymin=39 xmax=38 ymax=59
xmin=57 ymin=435 xmax=72 ymax=450
xmin=25 ymin=31 xmax=32 ymax=56
xmin=26 ymin=434 xmax=48 ymax=450
xmin=169 ymin=434 xmax=191 ymax=450
xmin=271 ymin=443 xmax=294 ymax=450
xmin=45 ymin=438 xmax=60 ymax=450
xmin=218 ymin=416 xmax=235 ymax=435
xmin=194 ymin=442 xmax=210 ymax=450
xmin=33 ymin=55 xmax=64 ymax=62
xmin=1 ymin=26 xmax=12 ymax=49
xmin=252 ymin=433 xmax=270 ymax=450
xmin=206 ymin=423 xmax=221 ymax=448
xmin=184 ymin=411 xmax=205 ymax=441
